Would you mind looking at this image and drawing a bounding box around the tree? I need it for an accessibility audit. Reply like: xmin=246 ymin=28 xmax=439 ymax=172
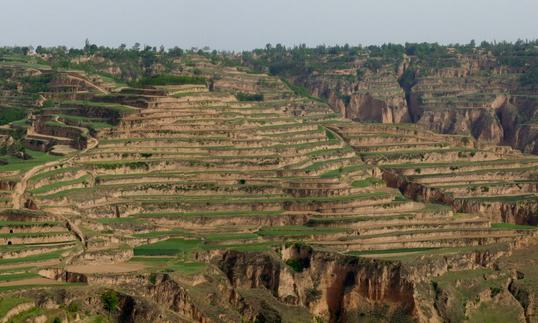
xmin=520 ymin=66 xmax=538 ymax=87
xmin=101 ymin=290 xmax=119 ymax=317
xmin=168 ymin=47 xmax=184 ymax=57
xmin=84 ymin=38 xmax=91 ymax=51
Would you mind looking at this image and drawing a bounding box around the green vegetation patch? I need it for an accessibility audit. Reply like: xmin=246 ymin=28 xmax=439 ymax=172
xmin=467 ymin=302 xmax=525 ymax=323
xmin=491 ymin=223 xmax=537 ymax=230
xmin=0 ymin=107 xmax=26 ymax=126
xmin=0 ymin=272 xmax=40 ymax=282
xmin=165 ymin=262 xmax=207 ymax=274
xmin=135 ymin=75 xmax=206 ymax=86
xmin=202 ymin=241 xmax=275 ymax=253
xmin=257 ymin=225 xmax=346 ymax=237
xmin=132 ymin=228 xmax=194 ymax=239
xmin=348 ymin=247 xmax=438 ymax=256
xmin=133 ymin=238 xmax=202 ymax=256
xmin=203 ymin=232 xmax=258 ymax=241
xmin=0 ymin=296 xmax=32 ymax=318
xmin=136 ymin=210 xmax=282 ymax=218
xmin=319 ymin=164 xmax=366 ymax=178
xmin=351 ymin=177 xmax=384 ymax=188
xmin=28 ymin=167 xmax=81 ymax=183
xmin=0 ymin=150 xmax=62 ymax=172
xmin=30 ymin=175 xmax=89 ymax=195
xmin=236 ymin=92 xmax=264 ymax=102
xmin=0 ymin=249 xmax=67 ymax=265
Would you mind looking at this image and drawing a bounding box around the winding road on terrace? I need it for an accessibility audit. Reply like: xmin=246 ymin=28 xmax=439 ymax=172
xmin=11 ymin=136 xmax=99 ymax=246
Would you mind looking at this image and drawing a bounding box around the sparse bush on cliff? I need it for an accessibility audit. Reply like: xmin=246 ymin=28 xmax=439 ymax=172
xmin=101 ymin=290 xmax=119 ymax=315
xmin=285 ymin=258 xmax=310 ymax=272
xmin=399 ymin=68 xmax=417 ymax=90
xmin=305 ymin=288 xmax=322 ymax=303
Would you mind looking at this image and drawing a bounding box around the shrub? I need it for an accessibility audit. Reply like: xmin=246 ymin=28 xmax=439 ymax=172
xmin=305 ymin=288 xmax=322 ymax=303
xmin=236 ymin=92 xmax=264 ymax=102
xmin=325 ymin=130 xmax=336 ymax=140
xmin=67 ymin=301 xmax=80 ymax=313
xmin=399 ymin=68 xmax=417 ymax=90
xmin=363 ymin=58 xmax=383 ymax=72
xmin=285 ymin=258 xmax=309 ymax=272
xmin=520 ymin=66 xmax=538 ymax=87
xmin=0 ymin=107 xmax=26 ymax=125
xmin=149 ymin=273 xmax=157 ymax=285
xmin=101 ymin=290 xmax=119 ymax=313
xmin=356 ymin=68 xmax=366 ymax=81
xmin=340 ymin=94 xmax=351 ymax=106
xmin=490 ymin=287 xmax=502 ymax=297
xmin=22 ymin=73 xmax=53 ymax=93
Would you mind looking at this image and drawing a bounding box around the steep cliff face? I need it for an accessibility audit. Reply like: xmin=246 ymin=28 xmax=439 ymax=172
xmin=341 ymin=92 xmax=409 ymax=123
xmin=272 ymin=49 xmax=538 ymax=151
xmin=214 ymin=244 xmax=519 ymax=322
xmin=216 ymin=247 xmax=415 ymax=322
xmin=416 ymin=107 xmax=504 ymax=144
xmin=145 ymin=275 xmax=216 ymax=323
xmin=498 ymin=96 xmax=538 ymax=153
xmin=294 ymin=62 xmax=410 ymax=124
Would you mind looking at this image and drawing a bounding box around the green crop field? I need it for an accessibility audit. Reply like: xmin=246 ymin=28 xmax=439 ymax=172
xmin=133 ymin=239 xmax=202 ymax=256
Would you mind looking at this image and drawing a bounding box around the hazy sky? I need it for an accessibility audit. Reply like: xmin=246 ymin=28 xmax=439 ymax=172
xmin=1 ymin=0 xmax=536 ymax=50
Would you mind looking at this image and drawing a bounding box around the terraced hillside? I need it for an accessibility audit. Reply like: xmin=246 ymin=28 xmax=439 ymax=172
xmin=333 ymin=123 xmax=538 ymax=225
xmin=0 ymin=52 xmax=537 ymax=322
xmin=243 ymin=42 xmax=538 ymax=153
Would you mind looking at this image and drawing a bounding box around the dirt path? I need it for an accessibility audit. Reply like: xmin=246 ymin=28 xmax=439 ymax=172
xmin=11 ymin=135 xmax=99 ymax=248
xmin=66 ymin=72 xmax=109 ymax=94
xmin=12 ymin=135 xmax=98 ymax=208
xmin=66 ymin=263 xmax=145 ymax=274
xmin=11 ymin=159 xmax=63 ymax=209
xmin=0 ymin=259 xmax=60 ymax=270
xmin=0 ymin=277 xmax=63 ymax=287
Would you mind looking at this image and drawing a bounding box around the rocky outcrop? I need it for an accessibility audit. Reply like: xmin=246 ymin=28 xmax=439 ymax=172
xmin=330 ymin=92 xmax=410 ymax=123
xmin=145 ymin=275 xmax=214 ymax=323
xmin=215 ymin=243 xmax=521 ymax=322
xmin=216 ymin=247 xmax=415 ymax=322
